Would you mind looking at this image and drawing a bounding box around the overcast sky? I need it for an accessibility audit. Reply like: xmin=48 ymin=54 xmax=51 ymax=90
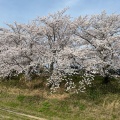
xmin=0 ymin=0 xmax=120 ymax=27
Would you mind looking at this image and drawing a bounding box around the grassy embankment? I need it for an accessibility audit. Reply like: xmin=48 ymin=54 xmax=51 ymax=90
xmin=0 ymin=75 xmax=120 ymax=120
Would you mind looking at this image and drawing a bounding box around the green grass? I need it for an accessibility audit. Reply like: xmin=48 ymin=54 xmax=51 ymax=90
xmin=0 ymin=75 xmax=120 ymax=120
xmin=17 ymin=95 xmax=26 ymax=102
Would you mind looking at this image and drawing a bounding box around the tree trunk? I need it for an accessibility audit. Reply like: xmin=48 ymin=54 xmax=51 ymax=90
xmin=50 ymin=62 xmax=54 ymax=73
xmin=102 ymin=75 xmax=110 ymax=84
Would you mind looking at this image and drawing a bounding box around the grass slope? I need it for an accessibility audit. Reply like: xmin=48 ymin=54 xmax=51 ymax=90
xmin=0 ymin=76 xmax=120 ymax=120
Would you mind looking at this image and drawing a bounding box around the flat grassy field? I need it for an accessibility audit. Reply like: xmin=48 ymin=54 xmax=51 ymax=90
xmin=0 ymin=76 xmax=120 ymax=120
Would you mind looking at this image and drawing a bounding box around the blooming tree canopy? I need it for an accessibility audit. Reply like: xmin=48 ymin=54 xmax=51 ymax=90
xmin=73 ymin=12 xmax=120 ymax=83
xmin=0 ymin=10 xmax=119 ymax=92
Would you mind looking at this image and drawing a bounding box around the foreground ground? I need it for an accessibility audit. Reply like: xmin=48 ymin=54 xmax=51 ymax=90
xmin=0 ymin=76 xmax=120 ymax=120
xmin=0 ymin=107 xmax=46 ymax=120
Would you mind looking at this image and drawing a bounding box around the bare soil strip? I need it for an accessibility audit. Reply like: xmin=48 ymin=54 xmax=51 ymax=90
xmin=0 ymin=107 xmax=46 ymax=120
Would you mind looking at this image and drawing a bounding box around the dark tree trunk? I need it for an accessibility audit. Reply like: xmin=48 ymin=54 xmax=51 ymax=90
xmin=102 ymin=75 xmax=110 ymax=84
xmin=50 ymin=62 xmax=54 ymax=73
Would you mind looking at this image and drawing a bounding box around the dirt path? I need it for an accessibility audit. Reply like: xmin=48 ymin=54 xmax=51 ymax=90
xmin=0 ymin=107 xmax=46 ymax=120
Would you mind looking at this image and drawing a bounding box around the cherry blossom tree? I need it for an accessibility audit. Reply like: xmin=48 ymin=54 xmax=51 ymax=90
xmin=0 ymin=10 xmax=119 ymax=93
xmin=0 ymin=22 xmax=49 ymax=79
xmin=73 ymin=11 xmax=120 ymax=83
xmin=35 ymin=8 xmax=73 ymax=73
xmin=46 ymin=12 xmax=120 ymax=93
